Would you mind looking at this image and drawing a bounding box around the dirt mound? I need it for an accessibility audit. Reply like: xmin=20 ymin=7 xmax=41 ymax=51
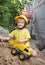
xmin=0 ymin=40 xmax=45 ymax=65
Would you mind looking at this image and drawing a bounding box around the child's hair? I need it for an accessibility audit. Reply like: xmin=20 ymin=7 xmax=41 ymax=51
xmin=28 ymin=19 xmax=30 ymax=24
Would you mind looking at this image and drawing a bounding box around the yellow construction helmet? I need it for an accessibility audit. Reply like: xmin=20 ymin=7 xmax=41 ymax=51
xmin=15 ymin=15 xmax=28 ymax=24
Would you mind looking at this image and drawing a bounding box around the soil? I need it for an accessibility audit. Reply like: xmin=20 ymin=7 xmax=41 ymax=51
xmin=0 ymin=40 xmax=45 ymax=65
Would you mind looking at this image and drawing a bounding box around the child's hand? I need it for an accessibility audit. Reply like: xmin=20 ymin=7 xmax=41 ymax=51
xmin=0 ymin=36 xmax=4 ymax=41
xmin=32 ymin=50 xmax=37 ymax=57
xmin=18 ymin=39 xmax=29 ymax=43
xmin=0 ymin=36 xmax=10 ymax=41
xmin=4 ymin=37 xmax=10 ymax=40
xmin=18 ymin=40 xmax=24 ymax=43
xmin=0 ymin=36 xmax=3 ymax=39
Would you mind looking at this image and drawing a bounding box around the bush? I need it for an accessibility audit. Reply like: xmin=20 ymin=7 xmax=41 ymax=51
xmin=0 ymin=0 xmax=31 ymax=32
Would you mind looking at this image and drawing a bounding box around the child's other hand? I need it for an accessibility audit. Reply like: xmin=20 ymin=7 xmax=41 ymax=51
xmin=0 ymin=36 xmax=3 ymax=39
xmin=0 ymin=36 xmax=3 ymax=41
xmin=18 ymin=40 xmax=24 ymax=43
xmin=18 ymin=39 xmax=29 ymax=43
xmin=32 ymin=50 xmax=37 ymax=57
xmin=4 ymin=37 xmax=10 ymax=40
xmin=0 ymin=36 xmax=10 ymax=41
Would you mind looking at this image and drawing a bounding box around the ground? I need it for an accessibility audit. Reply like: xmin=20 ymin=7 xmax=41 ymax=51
xmin=0 ymin=40 xmax=45 ymax=65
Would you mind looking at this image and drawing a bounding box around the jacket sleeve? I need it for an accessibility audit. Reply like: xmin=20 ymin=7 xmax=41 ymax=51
xmin=25 ymin=30 xmax=31 ymax=39
xmin=9 ymin=30 xmax=15 ymax=38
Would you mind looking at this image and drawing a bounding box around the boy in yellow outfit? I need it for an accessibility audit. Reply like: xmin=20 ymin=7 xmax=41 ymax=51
xmin=9 ymin=15 xmax=31 ymax=46
xmin=0 ymin=15 xmax=37 ymax=56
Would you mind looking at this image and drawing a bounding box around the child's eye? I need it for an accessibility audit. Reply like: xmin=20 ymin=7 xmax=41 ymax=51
xmin=21 ymin=22 xmax=23 ymax=24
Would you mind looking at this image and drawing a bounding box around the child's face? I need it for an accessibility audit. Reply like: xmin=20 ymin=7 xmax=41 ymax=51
xmin=17 ymin=19 xmax=25 ymax=29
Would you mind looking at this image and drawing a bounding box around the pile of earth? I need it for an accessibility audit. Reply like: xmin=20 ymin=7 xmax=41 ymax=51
xmin=0 ymin=40 xmax=45 ymax=65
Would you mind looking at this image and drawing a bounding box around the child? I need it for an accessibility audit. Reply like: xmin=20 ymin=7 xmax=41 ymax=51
xmin=0 ymin=15 xmax=37 ymax=56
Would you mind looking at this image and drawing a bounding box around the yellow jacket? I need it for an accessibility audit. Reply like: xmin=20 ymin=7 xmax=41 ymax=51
xmin=9 ymin=28 xmax=31 ymax=46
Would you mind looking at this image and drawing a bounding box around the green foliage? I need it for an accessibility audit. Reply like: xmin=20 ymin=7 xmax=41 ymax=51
xmin=0 ymin=5 xmax=11 ymax=31
xmin=0 ymin=0 xmax=32 ymax=32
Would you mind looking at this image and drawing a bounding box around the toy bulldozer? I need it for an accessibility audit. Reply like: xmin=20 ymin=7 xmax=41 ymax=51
xmin=9 ymin=39 xmax=32 ymax=61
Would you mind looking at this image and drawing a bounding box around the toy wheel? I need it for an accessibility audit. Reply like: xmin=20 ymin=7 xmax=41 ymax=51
xmin=11 ymin=48 xmax=18 ymax=55
xmin=19 ymin=53 xmax=27 ymax=61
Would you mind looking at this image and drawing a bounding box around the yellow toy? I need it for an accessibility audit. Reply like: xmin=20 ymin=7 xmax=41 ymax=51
xmin=9 ymin=39 xmax=32 ymax=61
